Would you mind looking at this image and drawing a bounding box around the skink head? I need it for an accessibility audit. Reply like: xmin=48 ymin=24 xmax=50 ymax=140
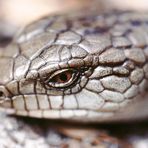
xmin=0 ymin=12 xmax=148 ymax=122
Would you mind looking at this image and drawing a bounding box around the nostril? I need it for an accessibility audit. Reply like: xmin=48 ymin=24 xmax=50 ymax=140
xmin=0 ymin=86 xmax=10 ymax=99
xmin=0 ymin=91 xmax=4 ymax=97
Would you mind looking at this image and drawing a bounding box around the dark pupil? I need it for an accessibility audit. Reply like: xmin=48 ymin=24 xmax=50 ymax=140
xmin=59 ymin=73 xmax=68 ymax=82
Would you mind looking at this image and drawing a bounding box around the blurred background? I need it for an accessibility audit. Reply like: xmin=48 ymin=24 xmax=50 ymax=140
xmin=0 ymin=0 xmax=148 ymax=45
xmin=0 ymin=0 xmax=148 ymax=26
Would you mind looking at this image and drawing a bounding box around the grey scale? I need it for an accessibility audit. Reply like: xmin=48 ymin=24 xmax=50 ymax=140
xmin=0 ymin=11 xmax=148 ymax=147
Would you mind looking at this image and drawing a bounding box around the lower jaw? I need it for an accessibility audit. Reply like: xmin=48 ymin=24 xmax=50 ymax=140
xmin=0 ymin=107 xmax=115 ymax=122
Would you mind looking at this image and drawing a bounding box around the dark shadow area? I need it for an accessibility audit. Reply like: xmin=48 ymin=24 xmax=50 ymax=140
xmin=12 ymin=114 xmax=148 ymax=140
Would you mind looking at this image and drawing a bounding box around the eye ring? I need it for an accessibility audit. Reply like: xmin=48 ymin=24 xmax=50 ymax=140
xmin=45 ymin=69 xmax=80 ymax=89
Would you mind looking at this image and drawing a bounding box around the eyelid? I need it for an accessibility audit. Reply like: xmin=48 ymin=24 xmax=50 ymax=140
xmin=48 ymin=69 xmax=74 ymax=81
xmin=45 ymin=68 xmax=79 ymax=88
xmin=48 ymin=73 xmax=76 ymax=88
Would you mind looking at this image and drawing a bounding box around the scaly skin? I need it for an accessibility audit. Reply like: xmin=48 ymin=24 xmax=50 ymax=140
xmin=0 ymin=11 xmax=148 ymax=147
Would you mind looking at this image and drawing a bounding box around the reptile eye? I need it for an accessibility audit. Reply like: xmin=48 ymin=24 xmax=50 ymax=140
xmin=51 ymin=71 xmax=72 ymax=83
xmin=46 ymin=69 xmax=79 ymax=88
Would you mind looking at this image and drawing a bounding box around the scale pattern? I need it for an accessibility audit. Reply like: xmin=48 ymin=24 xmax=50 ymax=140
xmin=0 ymin=11 xmax=148 ymax=122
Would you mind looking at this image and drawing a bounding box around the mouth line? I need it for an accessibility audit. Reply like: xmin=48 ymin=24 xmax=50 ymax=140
xmin=0 ymin=107 xmax=114 ymax=120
